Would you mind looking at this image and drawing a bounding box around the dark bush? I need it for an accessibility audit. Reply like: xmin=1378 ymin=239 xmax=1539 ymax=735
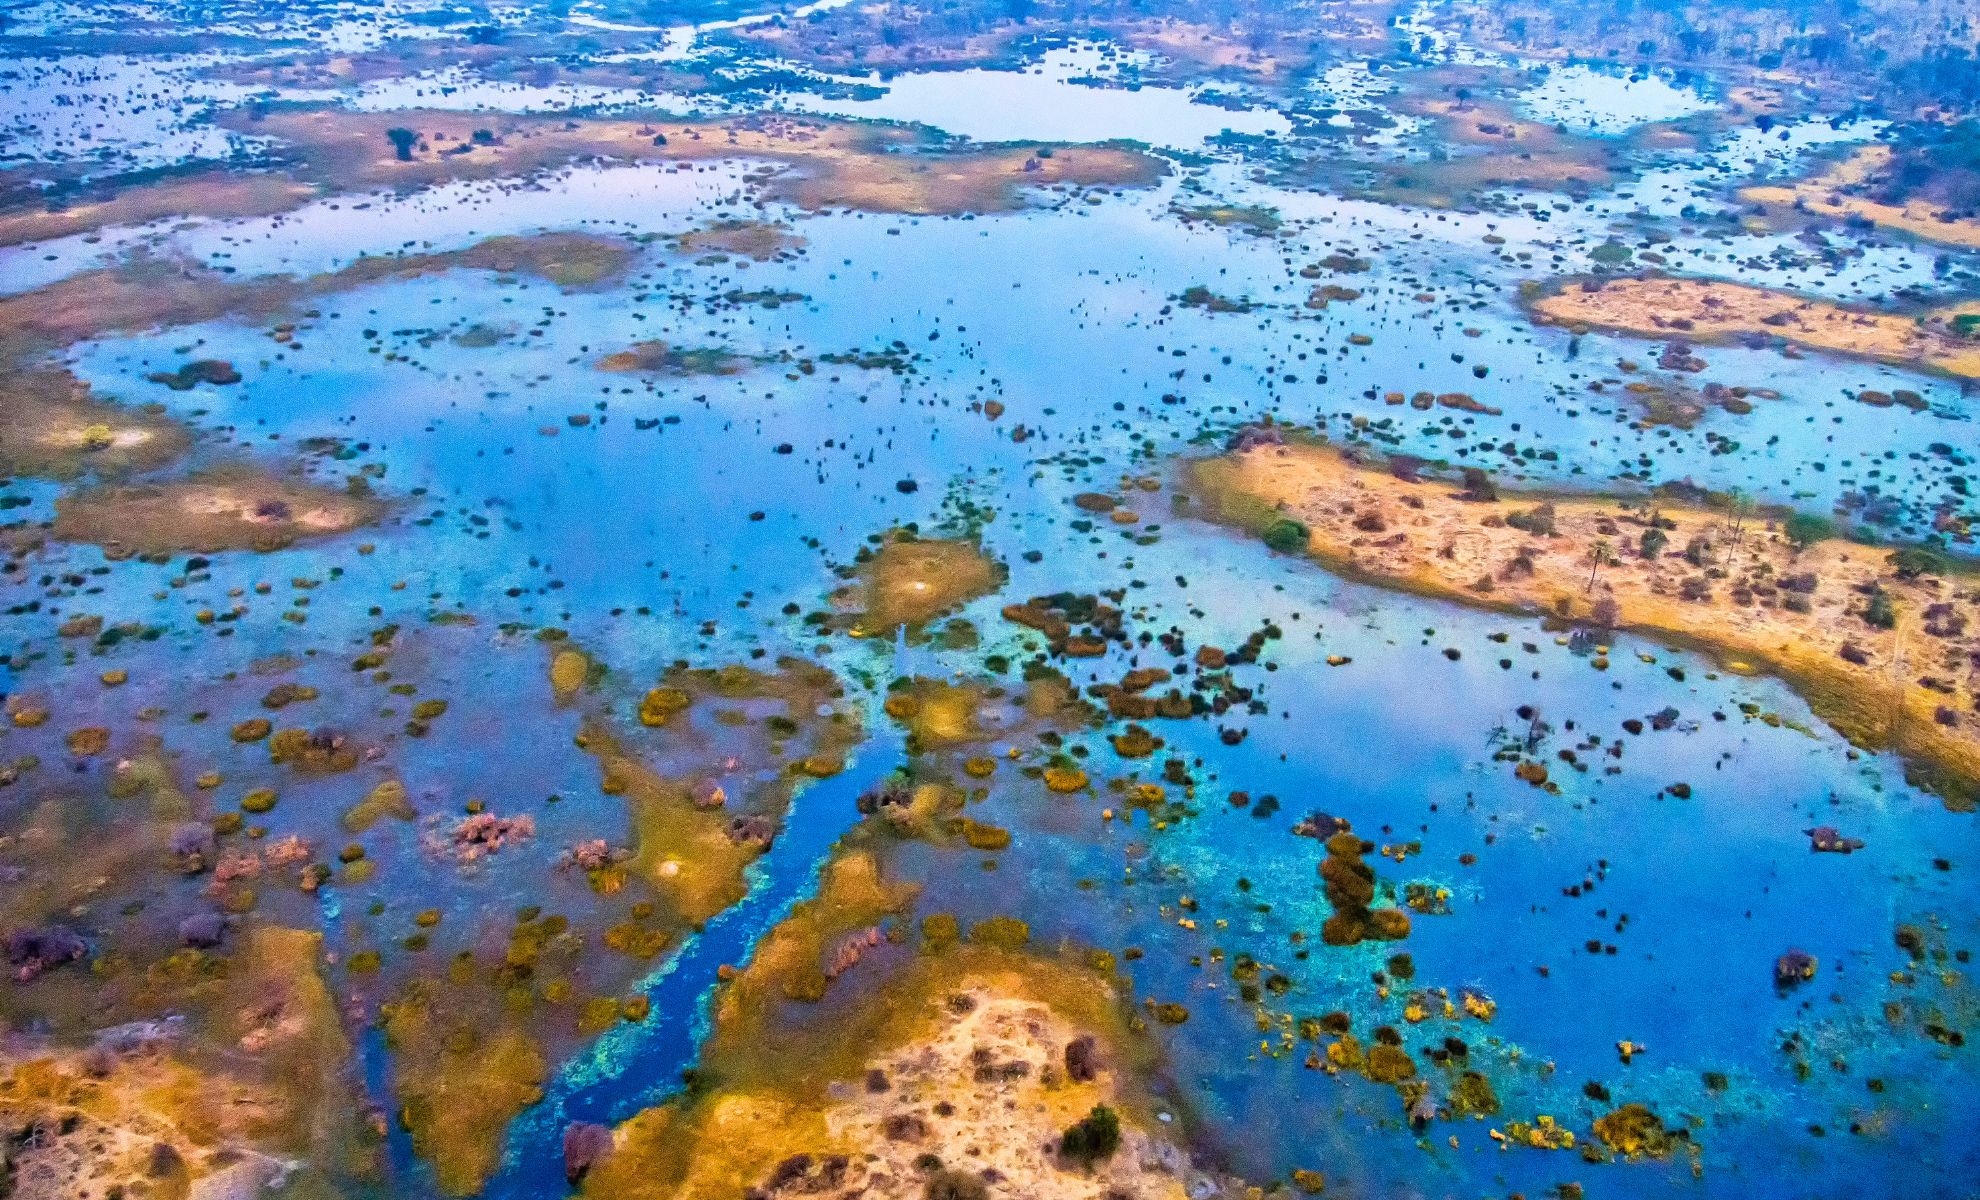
xmin=1891 ymin=546 xmax=1952 ymax=579
xmin=1506 ymin=504 xmax=1557 ymax=536
xmin=1060 ymin=1104 xmax=1121 ymax=1166
xmin=924 ymin=1170 xmax=988 ymax=1200
xmin=1864 ymin=589 xmax=1897 ymax=629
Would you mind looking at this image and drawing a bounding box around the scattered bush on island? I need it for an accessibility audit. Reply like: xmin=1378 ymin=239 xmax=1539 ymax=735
xmin=1784 ymin=512 xmax=1837 ymax=549
xmin=1059 ymin=1104 xmax=1121 ymax=1166
xmin=1864 ymin=588 xmax=1898 ymax=629
xmin=1262 ymin=519 xmax=1309 ymax=553
xmin=1891 ymin=545 xmax=1952 ymax=579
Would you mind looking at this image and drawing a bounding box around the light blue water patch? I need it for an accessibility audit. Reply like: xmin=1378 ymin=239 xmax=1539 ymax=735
xmin=1517 ymin=64 xmax=1715 ymax=135
xmin=770 ymin=43 xmax=1293 ymax=148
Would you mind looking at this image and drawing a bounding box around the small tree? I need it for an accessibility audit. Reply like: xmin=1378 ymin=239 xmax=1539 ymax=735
xmin=1507 ymin=504 xmax=1557 ymax=537
xmin=1720 ymin=489 xmax=1753 ymax=566
xmin=1639 ymin=526 xmax=1668 ymax=560
xmin=1890 ymin=545 xmax=1951 ymax=579
xmin=386 ymin=127 xmax=418 ymax=161
xmin=1783 ymin=512 xmax=1835 ymax=550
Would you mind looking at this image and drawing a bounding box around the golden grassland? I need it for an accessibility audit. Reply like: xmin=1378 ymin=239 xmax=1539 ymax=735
xmin=0 ymin=109 xmax=1164 ymax=258
xmin=1739 ymin=144 xmax=1980 ymax=249
xmin=1187 ymin=440 xmax=1980 ymax=809
xmin=835 ymin=534 xmax=1007 ymax=634
xmin=1529 ymin=274 xmax=1980 ymax=381
xmin=0 ymin=231 xmax=638 ymax=348
xmin=1122 ymin=19 xmax=1319 ymax=79
xmin=0 ymin=172 xmax=319 ymax=247
xmin=580 ymin=716 xmax=773 ymax=927
xmin=566 ymin=653 xmax=862 ymax=925
xmin=1363 ymin=91 xmax=1632 ymax=202
xmin=220 ymin=108 xmax=1165 ymax=216
xmin=0 ymin=364 xmax=191 ymax=479
xmin=670 ymin=218 xmax=808 ymax=261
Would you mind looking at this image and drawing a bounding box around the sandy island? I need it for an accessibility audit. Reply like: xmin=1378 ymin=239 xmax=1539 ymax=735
xmin=49 ymin=469 xmax=386 ymax=555
xmin=1529 ymin=274 xmax=1980 ymax=381
xmin=0 ymin=365 xmax=191 ymax=479
xmin=1740 ymin=144 xmax=1980 ymax=250
xmin=220 ymin=108 xmax=1166 ymax=217
xmin=1187 ymin=436 xmax=1980 ymax=809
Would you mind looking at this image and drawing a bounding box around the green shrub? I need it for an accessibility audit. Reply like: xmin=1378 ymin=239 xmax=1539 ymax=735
xmin=1783 ymin=512 xmax=1836 ymax=549
xmin=966 ymin=916 xmax=1030 ymax=951
xmin=1506 ymin=504 xmax=1557 ymax=536
xmin=1060 ymin=1104 xmax=1121 ymax=1166
xmin=1864 ymin=588 xmax=1897 ymax=629
xmin=1262 ymin=519 xmax=1309 ymax=553
xmin=1890 ymin=546 xmax=1952 ymax=579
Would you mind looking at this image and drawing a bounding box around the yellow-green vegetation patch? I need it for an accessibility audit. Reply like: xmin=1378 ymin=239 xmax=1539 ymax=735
xmin=670 ymin=219 xmax=808 ymax=262
xmin=575 ymin=655 xmax=862 ymax=925
xmin=344 ymin=777 xmax=416 ymax=832
xmin=581 ymin=868 xmax=1185 ymax=1200
xmin=382 ymin=982 xmax=549 ymax=1197
xmin=831 ymin=532 xmax=1005 ymax=634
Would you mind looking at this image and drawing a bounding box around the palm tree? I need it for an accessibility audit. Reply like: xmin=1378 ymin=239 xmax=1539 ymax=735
xmin=1585 ymin=538 xmax=1613 ymax=593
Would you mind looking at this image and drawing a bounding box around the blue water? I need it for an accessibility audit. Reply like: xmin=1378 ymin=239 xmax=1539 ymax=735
xmin=0 ymin=4 xmax=1975 ymax=1198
